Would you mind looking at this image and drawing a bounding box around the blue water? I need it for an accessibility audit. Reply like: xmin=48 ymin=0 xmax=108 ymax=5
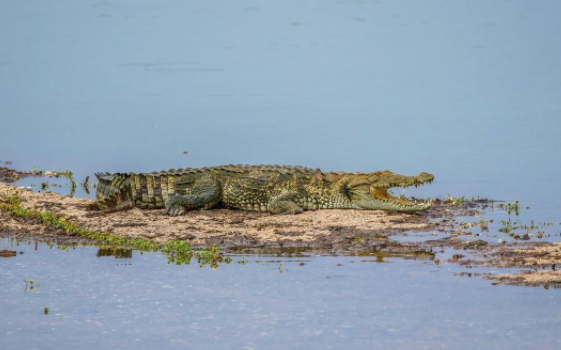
xmin=2 ymin=1 xmax=560 ymax=203
xmin=1 ymin=0 xmax=561 ymax=348
xmin=1 ymin=237 xmax=560 ymax=350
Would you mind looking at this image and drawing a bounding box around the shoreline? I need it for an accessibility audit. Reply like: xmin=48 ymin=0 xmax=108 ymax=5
xmin=0 ymin=183 xmax=433 ymax=250
xmin=2 ymin=182 xmax=561 ymax=287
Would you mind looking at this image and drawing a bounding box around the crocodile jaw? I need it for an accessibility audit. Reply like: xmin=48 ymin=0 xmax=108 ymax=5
xmin=348 ymin=172 xmax=434 ymax=212
xmin=364 ymin=188 xmax=431 ymax=211
xmin=352 ymin=192 xmax=430 ymax=211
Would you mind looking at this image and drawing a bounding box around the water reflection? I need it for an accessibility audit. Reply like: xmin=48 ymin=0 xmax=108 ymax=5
xmin=1 ymin=235 xmax=560 ymax=350
xmin=96 ymin=248 xmax=132 ymax=259
xmin=2 ymin=233 xmax=436 ymax=268
xmin=0 ymin=249 xmax=17 ymax=257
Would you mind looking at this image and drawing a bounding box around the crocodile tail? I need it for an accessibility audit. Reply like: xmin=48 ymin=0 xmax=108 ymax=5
xmin=91 ymin=173 xmax=133 ymax=211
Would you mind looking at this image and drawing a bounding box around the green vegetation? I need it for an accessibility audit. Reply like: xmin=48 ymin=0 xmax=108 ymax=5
xmin=0 ymin=194 xmax=228 ymax=268
xmin=162 ymin=240 xmax=230 ymax=267
xmin=24 ymin=279 xmax=39 ymax=292
xmin=498 ymin=219 xmax=514 ymax=235
xmin=440 ymin=194 xmax=485 ymax=206
xmin=56 ymin=170 xmax=76 ymax=197
xmin=505 ymin=200 xmax=520 ymax=216
xmin=82 ymin=175 xmax=91 ymax=195
xmin=195 ymin=245 xmax=227 ymax=268
xmin=442 ymin=211 xmax=556 ymax=240
xmin=444 ymin=194 xmax=466 ymax=205
xmin=435 ymin=197 xmax=555 ymax=241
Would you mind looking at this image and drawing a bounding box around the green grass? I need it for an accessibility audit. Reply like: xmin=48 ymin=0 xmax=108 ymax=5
xmin=0 ymin=194 xmax=227 ymax=267
xmin=443 ymin=194 xmax=466 ymax=205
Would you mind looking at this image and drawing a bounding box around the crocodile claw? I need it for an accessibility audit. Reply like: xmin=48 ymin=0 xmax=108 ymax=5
xmin=164 ymin=197 xmax=187 ymax=216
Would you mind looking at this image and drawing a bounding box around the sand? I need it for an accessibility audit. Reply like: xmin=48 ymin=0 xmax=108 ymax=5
xmin=0 ymin=183 xmax=431 ymax=250
xmin=3 ymin=181 xmax=561 ymax=287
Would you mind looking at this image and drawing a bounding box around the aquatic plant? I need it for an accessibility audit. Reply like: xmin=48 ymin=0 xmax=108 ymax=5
xmin=505 ymin=200 xmax=520 ymax=216
xmin=443 ymin=194 xmax=466 ymax=205
xmin=195 ymin=245 xmax=224 ymax=268
xmin=82 ymin=175 xmax=91 ymax=195
xmin=24 ymin=279 xmax=39 ymax=293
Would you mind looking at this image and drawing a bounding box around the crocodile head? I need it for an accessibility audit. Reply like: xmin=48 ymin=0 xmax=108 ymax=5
xmin=342 ymin=170 xmax=434 ymax=212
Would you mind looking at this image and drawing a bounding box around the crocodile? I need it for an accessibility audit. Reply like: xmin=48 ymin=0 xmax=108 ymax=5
xmin=93 ymin=165 xmax=434 ymax=216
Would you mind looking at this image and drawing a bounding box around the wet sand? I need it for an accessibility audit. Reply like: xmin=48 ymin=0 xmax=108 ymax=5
xmin=2 ymin=182 xmax=561 ymax=287
xmin=0 ymin=183 xmax=431 ymax=249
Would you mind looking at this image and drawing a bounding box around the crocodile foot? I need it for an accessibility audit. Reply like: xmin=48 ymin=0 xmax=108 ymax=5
xmin=164 ymin=197 xmax=188 ymax=216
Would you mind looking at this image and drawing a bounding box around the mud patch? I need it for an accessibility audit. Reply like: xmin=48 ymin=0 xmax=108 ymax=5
xmin=0 ymin=167 xmax=37 ymax=183
xmin=453 ymin=242 xmax=561 ymax=287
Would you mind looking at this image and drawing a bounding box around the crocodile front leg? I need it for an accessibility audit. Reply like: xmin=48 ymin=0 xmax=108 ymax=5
xmin=268 ymin=193 xmax=304 ymax=215
xmin=165 ymin=177 xmax=222 ymax=216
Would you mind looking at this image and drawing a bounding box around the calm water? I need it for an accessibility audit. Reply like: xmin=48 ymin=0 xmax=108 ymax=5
xmin=1 ymin=0 xmax=561 ymax=348
xmin=1 ymin=237 xmax=561 ymax=350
